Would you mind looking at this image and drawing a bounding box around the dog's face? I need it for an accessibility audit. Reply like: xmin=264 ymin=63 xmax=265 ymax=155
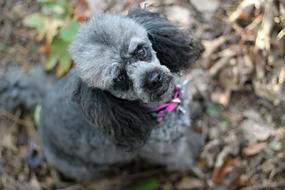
xmin=70 ymin=15 xmax=175 ymax=104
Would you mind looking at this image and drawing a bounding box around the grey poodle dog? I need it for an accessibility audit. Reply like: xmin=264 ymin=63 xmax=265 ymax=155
xmin=39 ymin=9 xmax=204 ymax=182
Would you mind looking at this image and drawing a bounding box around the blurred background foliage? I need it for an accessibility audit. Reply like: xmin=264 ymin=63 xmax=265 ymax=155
xmin=23 ymin=0 xmax=80 ymax=76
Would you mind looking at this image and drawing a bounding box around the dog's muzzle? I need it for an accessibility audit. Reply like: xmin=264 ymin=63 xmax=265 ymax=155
xmin=143 ymin=70 xmax=172 ymax=97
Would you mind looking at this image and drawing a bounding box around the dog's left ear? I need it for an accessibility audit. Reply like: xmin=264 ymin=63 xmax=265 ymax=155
xmin=71 ymin=77 xmax=154 ymax=151
xmin=128 ymin=9 xmax=204 ymax=72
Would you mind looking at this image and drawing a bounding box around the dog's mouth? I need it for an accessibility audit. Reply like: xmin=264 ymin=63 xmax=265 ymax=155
xmin=149 ymin=78 xmax=175 ymax=102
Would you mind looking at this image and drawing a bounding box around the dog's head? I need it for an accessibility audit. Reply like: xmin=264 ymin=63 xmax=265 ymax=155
xmin=69 ymin=9 xmax=203 ymax=105
xmin=69 ymin=9 xmax=203 ymax=150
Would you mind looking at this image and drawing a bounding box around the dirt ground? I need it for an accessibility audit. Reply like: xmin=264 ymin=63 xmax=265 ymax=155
xmin=0 ymin=0 xmax=284 ymax=189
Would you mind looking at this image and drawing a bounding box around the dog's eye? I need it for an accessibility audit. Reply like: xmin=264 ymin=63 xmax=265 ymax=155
xmin=134 ymin=46 xmax=146 ymax=59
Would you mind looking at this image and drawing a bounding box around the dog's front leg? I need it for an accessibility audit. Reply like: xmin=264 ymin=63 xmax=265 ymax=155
xmin=139 ymin=126 xmax=203 ymax=170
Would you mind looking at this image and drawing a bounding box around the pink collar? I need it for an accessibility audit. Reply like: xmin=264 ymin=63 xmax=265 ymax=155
xmin=151 ymin=87 xmax=182 ymax=123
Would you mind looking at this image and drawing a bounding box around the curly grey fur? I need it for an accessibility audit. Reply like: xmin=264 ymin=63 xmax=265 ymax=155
xmin=39 ymin=9 xmax=204 ymax=182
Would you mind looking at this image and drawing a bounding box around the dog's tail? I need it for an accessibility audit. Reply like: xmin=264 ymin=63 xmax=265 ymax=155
xmin=0 ymin=65 xmax=56 ymax=112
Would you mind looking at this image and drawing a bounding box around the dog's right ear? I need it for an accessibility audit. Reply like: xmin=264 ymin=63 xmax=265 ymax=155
xmin=71 ymin=78 xmax=154 ymax=151
xmin=128 ymin=9 xmax=204 ymax=73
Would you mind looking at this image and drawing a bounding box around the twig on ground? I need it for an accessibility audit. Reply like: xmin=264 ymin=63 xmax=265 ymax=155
xmin=0 ymin=109 xmax=32 ymax=127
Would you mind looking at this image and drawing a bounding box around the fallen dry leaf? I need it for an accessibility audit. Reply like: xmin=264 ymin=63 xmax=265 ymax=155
xmin=238 ymin=174 xmax=250 ymax=188
xmin=29 ymin=175 xmax=42 ymax=190
xmin=242 ymin=142 xmax=267 ymax=156
xmin=229 ymin=0 xmax=263 ymax=22
xmin=212 ymin=158 xmax=237 ymax=184
xmin=73 ymin=0 xmax=91 ymax=22
xmin=211 ymin=88 xmax=231 ymax=106
xmin=255 ymin=0 xmax=273 ymax=51
xmin=240 ymin=119 xmax=273 ymax=144
xmin=201 ymin=139 xmax=221 ymax=167
xmin=190 ymin=0 xmax=220 ymax=18
xmin=202 ymin=37 xmax=226 ymax=58
xmin=253 ymin=52 xmax=285 ymax=105
xmin=187 ymin=68 xmax=211 ymax=98
xmin=38 ymin=40 xmax=50 ymax=55
xmin=176 ymin=177 xmax=205 ymax=190
xmin=164 ymin=6 xmax=192 ymax=27
xmin=2 ymin=134 xmax=17 ymax=152
xmin=215 ymin=133 xmax=240 ymax=168
xmin=261 ymin=160 xmax=275 ymax=174
xmin=43 ymin=17 xmax=64 ymax=44
xmin=209 ymin=48 xmax=236 ymax=77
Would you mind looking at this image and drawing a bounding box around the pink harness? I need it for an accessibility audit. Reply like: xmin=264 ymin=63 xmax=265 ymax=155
xmin=151 ymin=87 xmax=182 ymax=123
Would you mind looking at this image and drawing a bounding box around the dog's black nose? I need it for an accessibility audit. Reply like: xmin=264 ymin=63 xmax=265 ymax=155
xmin=145 ymin=71 xmax=163 ymax=90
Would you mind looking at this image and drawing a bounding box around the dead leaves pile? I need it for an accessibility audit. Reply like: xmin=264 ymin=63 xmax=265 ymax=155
xmin=196 ymin=105 xmax=285 ymax=189
xmin=188 ymin=0 xmax=285 ymax=188
xmin=202 ymin=0 xmax=285 ymax=106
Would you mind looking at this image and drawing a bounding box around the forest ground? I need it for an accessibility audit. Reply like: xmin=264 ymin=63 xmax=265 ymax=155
xmin=0 ymin=0 xmax=284 ymax=189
